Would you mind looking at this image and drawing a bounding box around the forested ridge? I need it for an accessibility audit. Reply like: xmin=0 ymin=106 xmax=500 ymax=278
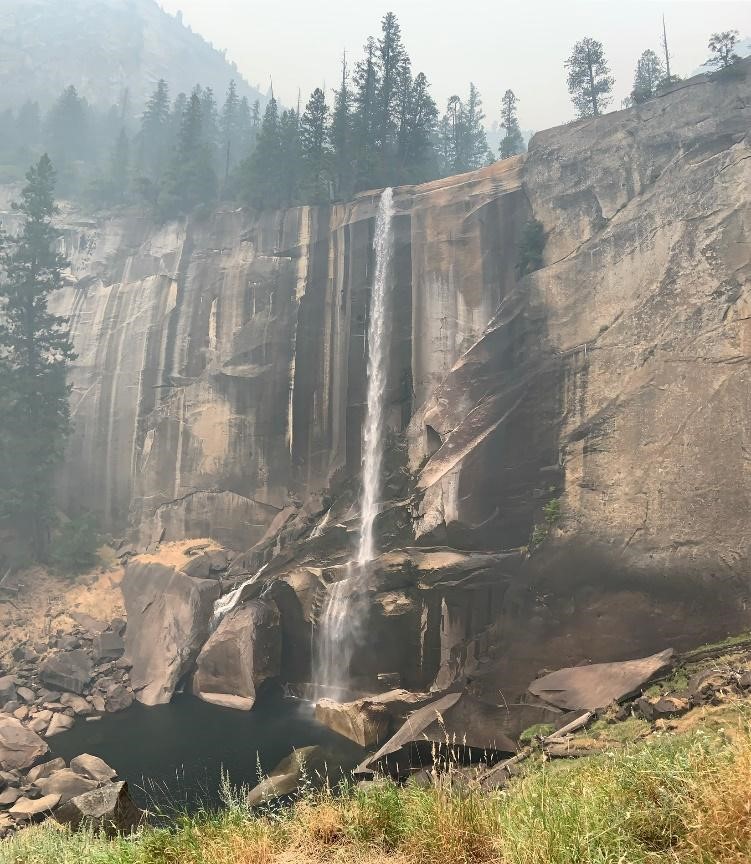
xmin=0 ymin=13 xmax=525 ymax=217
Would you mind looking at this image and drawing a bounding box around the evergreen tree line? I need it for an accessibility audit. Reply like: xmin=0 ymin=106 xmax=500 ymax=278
xmin=0 ymin=19 xmax=744 ymax=219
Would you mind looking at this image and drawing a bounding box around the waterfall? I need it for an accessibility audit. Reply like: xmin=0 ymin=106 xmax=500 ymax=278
xmin=314 ymin=187 xmax=395 ymax=694
xmin=210 ymin=563 xmax=267 ymax=631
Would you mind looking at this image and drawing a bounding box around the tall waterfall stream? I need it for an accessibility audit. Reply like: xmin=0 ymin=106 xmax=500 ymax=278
xmin=315 ymin=188 xmax=395 ymax=695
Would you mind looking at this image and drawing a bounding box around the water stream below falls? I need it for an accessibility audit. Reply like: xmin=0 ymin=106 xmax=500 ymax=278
xmin=314 ymin=188 xmax=395 ymax=694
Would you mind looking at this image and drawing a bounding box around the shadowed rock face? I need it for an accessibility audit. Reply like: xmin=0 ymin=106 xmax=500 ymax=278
xmin=38 ymin=63 xmax=751 ymax=696
xmin=192 ymin=600 xmax=281 ymax=710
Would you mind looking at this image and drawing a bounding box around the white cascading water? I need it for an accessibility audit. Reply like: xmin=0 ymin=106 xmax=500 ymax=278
xmin=210 ymin=563 xmax=267 ymax=631
xmin=315 ymin=188 xmax=395 ymax=694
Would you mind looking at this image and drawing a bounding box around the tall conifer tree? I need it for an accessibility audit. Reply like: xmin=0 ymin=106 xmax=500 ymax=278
xmin=0 ymin=156 xmax=74 ymax=559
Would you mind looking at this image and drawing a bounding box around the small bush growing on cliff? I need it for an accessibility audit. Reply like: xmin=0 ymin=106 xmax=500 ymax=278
xmin=529 ymin=496 xmax=561 ymax=551
xmin=516 ymin=219 xmax=546 ymax=276
xmin=49 ymin=513 xmax=101 ymax=576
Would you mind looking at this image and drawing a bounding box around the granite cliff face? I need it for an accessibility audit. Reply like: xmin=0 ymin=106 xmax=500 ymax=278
xmin=35 ymin=64 xmax=751 ymax=698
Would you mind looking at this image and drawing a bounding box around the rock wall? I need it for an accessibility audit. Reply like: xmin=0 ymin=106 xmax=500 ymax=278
xmin=27 ymin=62 xmax=751 ymax=693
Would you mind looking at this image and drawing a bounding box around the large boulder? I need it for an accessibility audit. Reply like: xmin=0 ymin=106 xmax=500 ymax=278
xmin=0 ymin=716 xmax=49 ymax=771
xmin=246 ymin=746 xmax=322 ymax=806
xmin=122 ymin=560 xmax=220 ymax=706
xmin=54 ymin=781 xmax=143 ymax=835
xmin=37 ymin=769 xmax=98 ymax=804
xmin=528 ymin=649 xmax=674 ymax=712
xmin=70 ymin=754 xmax=117 ymax=783
xmin=315 ymin=690 xmax=433 ymax=747
xmin=39 ymin=651 xmax=94 ymax=695
xmin=9 ymin=794 xmax=60 ymax=821
xmin=192 ymin=599 xmax=281 ymax=710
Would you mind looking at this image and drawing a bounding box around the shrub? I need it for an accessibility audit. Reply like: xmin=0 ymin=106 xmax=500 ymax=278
xmin=516 ymin=218 xmax=546 ymax=276
xmin=49 ymin=512 xmax=101 ymax=576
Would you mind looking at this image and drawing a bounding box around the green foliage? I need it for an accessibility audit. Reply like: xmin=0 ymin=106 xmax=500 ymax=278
xmin=565 ymin=37 xmax=615 ymax=117
xmin=0 ymin=156 xmax=74 ymax=561
xmin=529 ymin=495 xmax=561 ymax=551
xmin=516 ymin=218 xmax=546 ymax=276
xmin=631 ymin=49 xmax=666 ymax=104
xmin=438 ymin=83 xmax=489 ymax=175
xmin=499 ymin=89 xmax=524 ymax=158
xmin=49 ymin=513 xmax=101 ymax=576
xmin=6 ymin=724 xmax=751 ymax=864
xmin=519 ymin=723 xmax=554 ymax=743
xmin=705 ymin=30 xmax=741 ymax=70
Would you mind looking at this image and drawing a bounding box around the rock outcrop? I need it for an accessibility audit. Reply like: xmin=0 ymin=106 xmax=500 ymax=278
xmin=122 ymin=556 xmax=220 ymax=705
xmin=192 ymin=599 xmax=281 ymax=710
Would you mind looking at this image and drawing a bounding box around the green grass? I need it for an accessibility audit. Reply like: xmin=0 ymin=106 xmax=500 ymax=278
xmin=4 ymin=719 xmax=751 ymax=864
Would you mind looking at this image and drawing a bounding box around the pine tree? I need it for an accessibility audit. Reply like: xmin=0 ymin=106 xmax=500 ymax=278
xmin=331 ymin=54 xmax=354 ymax=200
xmin=138 ymin=79 xmax=170 ymax=178
xmin=44 ymin=86 xmax=89 ymax=176
xmin=241 ymin=97 xmax=282 ymax=210
xmin=220 ymin=80 xmax=241 ymax=183
xmin=631 ymin=50 xmax=665 ymax=104
xmin=158 ymin=88 xmax=217 ymax=217
xmin=300 ymin=88 xmax=330 ymax=203
xmin=705 ymin=30 xmax=741 ymax=70
xmin=353 ymin=37 xmax=380 ymax=190
xmin=565 ymin=38 xmax=615 ymax=117
xmin=399 ymin=71 xmax=438 ymax=181
xmin=375 ymin=12 xmax=407 ymax=152
xmin=0 ymin=156 xmax=75 ymax=559
xmin=280 ymin=109 xmax=302 ymax=207
xmin=499 ymin=89 xmax=524 ymax=158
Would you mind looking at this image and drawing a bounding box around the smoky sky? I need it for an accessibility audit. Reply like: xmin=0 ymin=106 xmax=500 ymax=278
xmin=159 ymin=0 xmax=750 ymax=132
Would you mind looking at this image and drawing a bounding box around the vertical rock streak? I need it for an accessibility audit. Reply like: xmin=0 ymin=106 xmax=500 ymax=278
xmin=315 ymin=188 xmax=395 ymax=693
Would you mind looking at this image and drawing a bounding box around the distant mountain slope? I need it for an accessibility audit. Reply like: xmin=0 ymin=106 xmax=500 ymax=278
xmin=0 ymin=0 xmax=266 ymax=110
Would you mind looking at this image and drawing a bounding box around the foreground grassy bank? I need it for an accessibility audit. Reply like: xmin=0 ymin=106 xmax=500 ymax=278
xmin=3 ymin=708 xmax=751 ymax=864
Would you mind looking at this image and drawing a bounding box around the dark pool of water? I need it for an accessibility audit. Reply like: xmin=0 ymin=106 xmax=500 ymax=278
xmin=48 ymin=691 xmax=365 ymax=813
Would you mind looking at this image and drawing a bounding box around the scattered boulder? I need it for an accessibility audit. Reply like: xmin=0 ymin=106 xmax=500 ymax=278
xmin=45 ymin=713 xmax=76 ymax=736
xmin=92 ymin=632 xmax=125 ymax=662
xmin=16 ymin=687 xmax=35 ymax=704
xmin=636 ymin=695 xmax=690 ymax=721
xmin=70 ymin=754 xmax=117 ymax=783
xmin=247 ymin=746 xmax=322 ymax=806
xmin=0 ymin=717 xmax=49 ymax=771
xmin=181 ymin=554 xmax=212 ymax=580
xmin=60 ymin=694 xmax=93 ymax=716
xmin=39 ymin=651 xmax=94 ymax=695
xmin=0 ymin=787 xmax=21 ymax=806
xmin=9 ymin=794 xmax=60 ymax=821
xmin=105 ymin=684 xmax=134 ymax=713
xmin=193 ymin=599 xmax=281 ymax=711
xmin=122 ymin=560 xmax=220 ymax=705
xmin=528 ymin=649 xmax=674 ymax=712
xmin=37 ymin=769 xmax=98 ymax=804
xmin=26 ymin=758 xmax=66 ymax=783
xmin=0 ymin=677 xmax=17 ymax=707
xmin=54 ymin=781 xmax=143 ymax=836
xmin=688 ymin=669 xmax=735 ymax=702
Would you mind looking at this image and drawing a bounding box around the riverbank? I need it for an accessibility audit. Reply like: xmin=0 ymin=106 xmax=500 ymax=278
xmin=4 ymin=703 xmax=751 ymax=864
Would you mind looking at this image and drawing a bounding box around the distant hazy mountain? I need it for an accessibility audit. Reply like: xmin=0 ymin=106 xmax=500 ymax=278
xmin=0 ymin=0 xmax=266 ymax=110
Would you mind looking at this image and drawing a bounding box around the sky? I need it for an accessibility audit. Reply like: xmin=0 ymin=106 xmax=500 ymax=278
xmin=159 ymin=0 xmax=751 ymax=133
